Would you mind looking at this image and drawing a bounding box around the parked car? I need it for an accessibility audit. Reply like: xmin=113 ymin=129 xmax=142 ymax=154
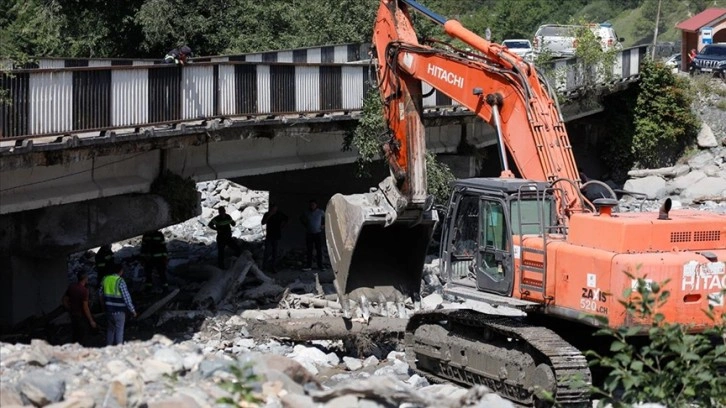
xmin=533 ymin=23 xmax=623 ymax=58
xmin=592 ymin=23 xmax=624 ymax=51
xmin=692 ymin=43 xmax=726 ymax=78
xmin=664 ymin=53 xmax=681 ymax=72
xmin=502 ymin=39 xmax=534 ymax=60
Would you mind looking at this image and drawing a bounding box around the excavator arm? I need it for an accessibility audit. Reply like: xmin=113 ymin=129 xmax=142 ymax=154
xmin=325 ymin=0 xmax=587 ymax=315
xmin=373 ymin=0 xmax=584 ymax=214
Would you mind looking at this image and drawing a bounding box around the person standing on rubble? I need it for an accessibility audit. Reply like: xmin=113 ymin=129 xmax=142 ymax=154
xmin=95 ymin=244 xmax=114 ymax=280
xmin=261 ymin=203 xmax=288 ymax=273
xmin=99 ymin=263 xmax=136 ymax=346
xmin=141 ymin=230 xmax=168 ymax=292
xmin=62 ymin=271 xmax=97 ymax=346
xmin=208 ymin=207 xmax=241 ymax=269
xmin=300 ymin=199 xmax=325 ymax=271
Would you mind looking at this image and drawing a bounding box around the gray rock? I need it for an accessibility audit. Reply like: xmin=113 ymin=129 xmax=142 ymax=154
xmin=698 ymin=123 xmax=718 ymax=148
xmin=373 ymin=360 xmax=410 ymax=377
xmin=362 ymin=356 xmax=379 ymax=368
xmin=241 ymin=215 xmax=264 ymax=230
xmin=45 ymin=397 xmax=96 ymax=408
xmin=386 ymin=351 xmax=406 ymax=362
xmin=324 ymin=395 xmax=359 ymax=408
xmin=682 ymin=177 xmax=726 ymax=199
xmin=668 ymin=170 xmax=706 ymax=194
xmin=421 ymin=293 xmax=443 ymax=310
xmin=141 ymin=358 xmax=174 ymax=382
xmin=229 ymin=208 xmax=243 ymax=222
xmin=0 ymin=384 xmax=24 ymax=406
xmin=113 ymin=369 xmax=144 ymax=407
xmin=147 ymin=395 xmax=201 ymax=408
xmin=627 ymin=164 xmax=690 ymax=179
xmin=703 ymin=164 xmax=722 ymax=177
xmin=18 ymin=372 xmax=65 ymax=406
xmin=199 ymin=359 xmax=231 ymax=378
xmin=623 ymin=176 xmax=667 ymax=199
xmin=326 ymin=352 xmax=340 ymax=367
xmin=228 ymin=189 xmax=245 ymax=204
xmin=106 ymin=360 xmax=130 ymax=376
xmin=153 ymin=347 xmax=185 ymax=372
xmin=343 ymin=357 xmax=363 ymax=371
xmin=688 ymin=150 xmax=715 ymax=169
xmin=281 ymin=393 xmax=315 ymax=408
xmin=241 ymin=206 xmax=259 ymax=218
xmin=419 ymin=383 xmax=468 ymax=400
xmin=406 ymin=374 xmax=430 ymax=388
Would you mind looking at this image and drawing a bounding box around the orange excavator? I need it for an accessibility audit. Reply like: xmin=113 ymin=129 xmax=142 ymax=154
xmin=325 ymin=0 xmax=726 ymax=406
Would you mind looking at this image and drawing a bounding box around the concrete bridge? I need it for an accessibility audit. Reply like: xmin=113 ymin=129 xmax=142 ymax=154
xmin=0 ymin=43 xmax=647 ymax=327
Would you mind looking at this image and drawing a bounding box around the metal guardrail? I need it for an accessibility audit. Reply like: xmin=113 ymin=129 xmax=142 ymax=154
xmin=542 ymin=45 xmax=648 ymax=94
xmin=1 ymin=43 xmax=372 ymax=70
xmin=0 ymin=46 xmax=647 ymax=140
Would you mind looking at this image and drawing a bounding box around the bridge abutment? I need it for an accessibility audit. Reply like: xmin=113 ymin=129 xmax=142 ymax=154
xmin=0 ymin=192 xmax=199 ymax=329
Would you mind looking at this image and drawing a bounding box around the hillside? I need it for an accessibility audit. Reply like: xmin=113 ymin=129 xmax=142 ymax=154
xmin=1 ymin=0 xmax=726 ymax=59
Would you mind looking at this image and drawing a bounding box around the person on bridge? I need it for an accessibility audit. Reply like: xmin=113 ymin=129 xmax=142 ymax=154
xmin=261 ymin=203 xmax=288 ymax=273
xmin=95 ymin=244 xmax=114 ymax=280
xmin=208 ymin=207 xmax=241 ymax=269
xmin=99 ymin=263 xmax=136 ymax=346
xmin=62 ymin=271 xmax=97 ymax=346
xmin=164 ymin=45 xmax=193 ymax=65
xmin=141 ymin=230 xmax=168 ymax=292
xmin=300 ymin=199 xmax=325 ymax=271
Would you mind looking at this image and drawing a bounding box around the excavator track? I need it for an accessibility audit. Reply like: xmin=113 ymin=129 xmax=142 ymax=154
xmin=404 ymin=309 xmax=592 ymax=407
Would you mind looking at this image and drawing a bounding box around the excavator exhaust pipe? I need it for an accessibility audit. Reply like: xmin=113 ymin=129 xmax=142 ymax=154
xmin=325 ymin=177 xmax=438 ymax=317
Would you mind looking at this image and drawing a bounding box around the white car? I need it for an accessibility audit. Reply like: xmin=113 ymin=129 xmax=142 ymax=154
xmin=502 ymin=39 xmax=534 ymax=60
xmin=664 ymin=53 xmax=681 ymax=72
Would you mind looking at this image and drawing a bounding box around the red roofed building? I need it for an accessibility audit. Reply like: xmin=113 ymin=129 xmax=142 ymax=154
xmin=676 ymin=8 xmax=726 ymax=71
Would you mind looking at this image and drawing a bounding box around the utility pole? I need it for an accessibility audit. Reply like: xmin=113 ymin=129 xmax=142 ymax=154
xmin=652 ymin=0 xmax=662 ymax=59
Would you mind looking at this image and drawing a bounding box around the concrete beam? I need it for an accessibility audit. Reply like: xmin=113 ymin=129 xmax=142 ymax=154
xmin=0 ymin=193 xmax=191 ymax=257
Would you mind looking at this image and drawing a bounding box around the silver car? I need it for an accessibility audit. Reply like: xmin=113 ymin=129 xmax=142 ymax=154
xmin=533 ymin=23 xmax=623 ymax=58
xmin=502 ymin=39 xmax=534 ymax=60
xmin=533 ymin=25 xmax=579 ymax=57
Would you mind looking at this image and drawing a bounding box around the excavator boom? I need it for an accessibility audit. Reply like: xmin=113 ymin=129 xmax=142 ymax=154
xmin=326 ymin=0 xmax=587 ymax=315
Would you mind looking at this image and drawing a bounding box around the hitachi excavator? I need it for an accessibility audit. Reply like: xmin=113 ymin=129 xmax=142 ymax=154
xmin=325 ymin=0 xmax=726 ymax=406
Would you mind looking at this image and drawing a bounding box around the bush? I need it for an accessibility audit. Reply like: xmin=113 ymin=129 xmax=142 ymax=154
xmin=631 ymin=60 xmax=700 ymax=168
xmin=344 ymin=88 xmax=456 ymax=205
xmin=586 ymin=272 xmax=726 ymax=407
xmin=342 ymin=88 xmax=387 ymax=177
xmin=425 ymin=152 xmax=455 ymax=206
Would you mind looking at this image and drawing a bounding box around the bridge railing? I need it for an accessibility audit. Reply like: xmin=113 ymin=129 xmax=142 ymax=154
xmin=542 ymin=45 xmax=648 ymax=95
xmin=1 ymin=43 xmax=372 ymax=70
xmin=0 ymin=45 xmax=647 ymax=140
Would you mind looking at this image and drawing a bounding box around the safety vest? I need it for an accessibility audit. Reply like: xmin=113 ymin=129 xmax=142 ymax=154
xmin=102 ymin=274 xmax=127 ymax=312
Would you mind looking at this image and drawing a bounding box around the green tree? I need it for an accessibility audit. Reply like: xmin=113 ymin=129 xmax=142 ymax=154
xmin=631 ymin=60 xmax=699 ymax=169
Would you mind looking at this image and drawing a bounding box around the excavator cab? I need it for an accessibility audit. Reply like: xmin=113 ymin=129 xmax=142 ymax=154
xmin=441 ymin=178 xmax=556 ymax=297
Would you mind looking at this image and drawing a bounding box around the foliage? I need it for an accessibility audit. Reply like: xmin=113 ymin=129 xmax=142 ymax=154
xmin=216 ymin=363 xmax=264 ymax=407
xmin=150 ymin=170 xmax=199 ymax=223
xmin=585 ymin=272 xmax=726 ymax=407
xmin=425 ymin=152 xmax=455 ymax=206
xmin=631 ymin=60 xmax=699 ymax=169
xmin=343 ymin=88 xmax=387 ymax=177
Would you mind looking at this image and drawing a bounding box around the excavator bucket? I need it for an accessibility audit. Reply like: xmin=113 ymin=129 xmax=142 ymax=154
xmin=325 ymin=180 xmax=438 ymax=316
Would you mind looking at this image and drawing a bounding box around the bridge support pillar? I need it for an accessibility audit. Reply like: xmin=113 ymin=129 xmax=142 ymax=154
xmin=0 ymin=255 xmax=68 ymax=330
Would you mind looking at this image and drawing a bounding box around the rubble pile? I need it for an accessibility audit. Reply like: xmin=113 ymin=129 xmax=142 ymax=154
xmin=620 ymin=77 xmax=726 ymax=213
xmin=0 ymin=335 xmax=514 ymax=408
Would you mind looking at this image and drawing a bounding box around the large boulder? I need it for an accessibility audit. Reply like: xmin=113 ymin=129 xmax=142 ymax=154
xmin=681 ymin=177 xmax=726 ymax=200
xmin=687 ymin=151 xmax=715 ymax=170
xmin=697 ymin=123 xmax=718 ymax=148
xmin=668 ymin=170 xmax=706 ymax=194
xmin=623 ymin=176 xmax=667 ymax=199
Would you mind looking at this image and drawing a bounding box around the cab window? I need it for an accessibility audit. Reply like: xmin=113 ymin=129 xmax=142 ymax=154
xmin=480 ymin=200 xmax=508 ymax=251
